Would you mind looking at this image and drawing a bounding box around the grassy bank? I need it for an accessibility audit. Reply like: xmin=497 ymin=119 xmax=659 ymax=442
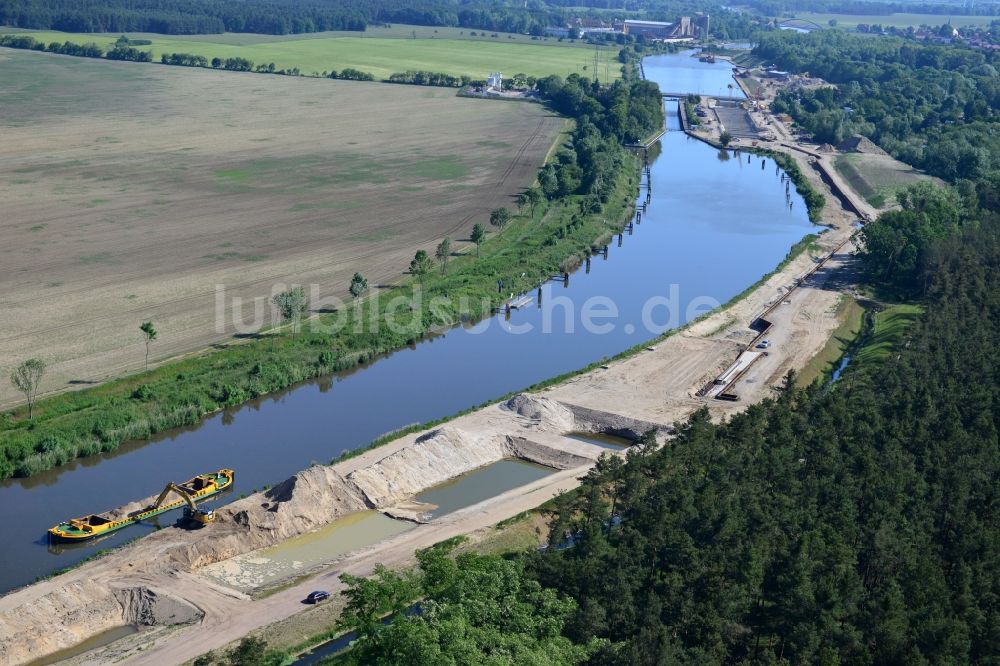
xmin=854 ymin=303 xmax=924 ymax=365
xmin=834 ymin=154 xmax=884 ymax=207
xmin=0 ymin=150 xmax=639 ymax=479
xmin=797 ymin=300 xmax=923 ymax=388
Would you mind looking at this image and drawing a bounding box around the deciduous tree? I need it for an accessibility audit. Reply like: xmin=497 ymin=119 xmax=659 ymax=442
xmin=526 ymin=186 xmax=543 ymax=217
xmin=435 ymin=237 xmax=451 ymax=274
xmin=271 ymin=287 xmax=307 ymax=335
xmin=10 ymin=358 xmax=46 ymax=419
xmin=139 ymin=321 xmax=157 ymax=371
xmin=471 ymin=224 xmax=486 ymax=257
xmin=489 ymin=207 xmax=511 ymax=230
xmin=409 ymin=250 xmax=433 ymax=284
xmin=349 ymin=272 xmax=368 ymax=299
xmin=516 ymin=191 xmax=529 ymax=214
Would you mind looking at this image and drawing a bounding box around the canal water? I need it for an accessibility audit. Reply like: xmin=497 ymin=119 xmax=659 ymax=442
xmin=1 ymin=51 xmax=815 ymax=593
xmin=643 ymin=49 xmax=747 ymax=100
xmin=201 ymin=510 xmax=414 ymax=592
xmin=415 ymin=459 xmax=554 ymax=519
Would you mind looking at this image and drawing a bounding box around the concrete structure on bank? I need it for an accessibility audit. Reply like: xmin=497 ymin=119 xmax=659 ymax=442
xmin=622 ymin=15 xmax=710 ymax=40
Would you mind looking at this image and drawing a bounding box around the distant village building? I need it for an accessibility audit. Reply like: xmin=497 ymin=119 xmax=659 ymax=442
xmin=544 ymin=26 xmax=571 ymax=38
xmin=574 ymin=17 xmax=609 ymax=29
xmin=487 ymin=72 xmax=502 ymax=92
xmin=622 ymin=20 xmax=675 ymax=39
xmin=580 ymin=27 xmax=617 ymax=38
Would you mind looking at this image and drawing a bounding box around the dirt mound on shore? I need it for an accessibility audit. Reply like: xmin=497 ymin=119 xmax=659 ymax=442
xmin=838 ymin=134 xmax=888 ymax=156
xmin=348 ymin=427 xmax=509 ymax=507
xmin=172 ymin=466 xmax=370 ymax=569
xmin=0 ymin=394 xmax=592 ymax=664
xmin=502 ymin=394 xmax=577 ymax=430
xmin=345 ymin=396 xmax=587 ymax=508
xmin=0 ymin=582 xmax=200 ymax=665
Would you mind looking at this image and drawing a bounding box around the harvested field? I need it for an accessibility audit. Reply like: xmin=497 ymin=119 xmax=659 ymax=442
xmin=0 ymin=48 xmax=564 ymax=403
xmin=787 ymin=11 xmax=995 ymax=29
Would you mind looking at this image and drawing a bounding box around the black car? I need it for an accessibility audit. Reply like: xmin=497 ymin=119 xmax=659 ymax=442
xmin=305 ymin=590 xmax=330 ymax=604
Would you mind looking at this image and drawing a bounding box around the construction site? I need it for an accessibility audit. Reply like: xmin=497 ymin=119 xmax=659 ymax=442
xmin=0 ymin=140 xmax=864 ymax=664
xmin=0 ymin=46 xmax=884 ymax=666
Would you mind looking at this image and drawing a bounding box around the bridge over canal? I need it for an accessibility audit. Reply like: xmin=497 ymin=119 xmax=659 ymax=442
xmin=661 ymin=92 xmax=745 ymax=102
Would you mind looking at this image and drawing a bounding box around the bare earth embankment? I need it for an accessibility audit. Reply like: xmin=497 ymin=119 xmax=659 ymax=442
xmin=0 ymin=48 xmax=562 ymax=404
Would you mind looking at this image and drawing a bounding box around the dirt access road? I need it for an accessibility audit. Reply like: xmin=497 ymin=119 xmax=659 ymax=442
xmin=0 ymin=58 xmax=866 ymax=663
xmin=0 ymin=49 xmax=562 ymax=404
xmin=102 ymin=464 xmax=596 ymax=666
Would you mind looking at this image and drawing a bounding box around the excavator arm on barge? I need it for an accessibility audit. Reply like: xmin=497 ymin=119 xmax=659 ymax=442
xmin=151 ymin=482 xmax=216 ymax=526
xmin=49 ymin=469 xmax=231 ymax=541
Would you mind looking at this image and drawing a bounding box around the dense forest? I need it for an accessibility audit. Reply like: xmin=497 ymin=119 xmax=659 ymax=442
xmin=322 ymin=33 xmax=1000 ymax=663
xmin=0 ymin=0 xmax=580 ymax=35
xmin=758 ymin=31 xmax=1000 ymax=183
xmin=528 ymin=203 xmax=1000 ymax=663
xmin=330 ymin=179 xmax=1000 ymax=664
xmin=534 ymin=73 xmax=664 ymax=209
xmin=0 ymin=0 xmax=758 ymax=37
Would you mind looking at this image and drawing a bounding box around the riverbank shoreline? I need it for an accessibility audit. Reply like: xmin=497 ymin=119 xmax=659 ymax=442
xmin=0 ymin=53 xmax=872 ymax=665
xmin=0 ymin=125 xmax=863 ymax=666
xmin=0 ymin=118 xmax=641 ymax=480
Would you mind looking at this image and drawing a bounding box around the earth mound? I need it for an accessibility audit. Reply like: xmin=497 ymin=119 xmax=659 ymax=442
xmin=838 ymin=134 xmax=888 ymax=156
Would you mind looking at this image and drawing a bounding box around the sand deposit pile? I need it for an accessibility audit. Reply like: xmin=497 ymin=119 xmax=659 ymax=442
xmin=174 ymin=465 xmax=370 ymax=569
xmin=502 ymin=394 xmax=577 ymax=429
xmin=348 ymin=427 xmax=508 ymax=507
xmin=225 ymin=465 xmax=369 ymax=536
xmin=0 ymin=579 xmax=126 ymax=662
xmin=838 ymin=134 xmax=888 ymax=156
xmin=0 ymin=580 xmax=201 ymax=664
xmin=0 ymin=394 xmax=596 ymax=664
xmin=347 ymin=396 xmax=587 ymax=507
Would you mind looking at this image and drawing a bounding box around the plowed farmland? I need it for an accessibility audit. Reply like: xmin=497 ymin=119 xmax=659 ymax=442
xmin=0 ymin=48 xmax=564 ymax=402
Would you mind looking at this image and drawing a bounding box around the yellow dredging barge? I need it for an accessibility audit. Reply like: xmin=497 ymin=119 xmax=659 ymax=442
xmin=48 ymin=469 xmax=234 ymax=541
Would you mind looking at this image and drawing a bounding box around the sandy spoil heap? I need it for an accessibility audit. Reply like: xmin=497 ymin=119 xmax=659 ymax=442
xmin=0 ymin=394 xmax=600 ymax=664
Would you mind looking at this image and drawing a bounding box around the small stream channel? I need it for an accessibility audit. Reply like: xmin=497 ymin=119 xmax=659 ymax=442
xmin=1 ymin=50 xmax=817 ymax=594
